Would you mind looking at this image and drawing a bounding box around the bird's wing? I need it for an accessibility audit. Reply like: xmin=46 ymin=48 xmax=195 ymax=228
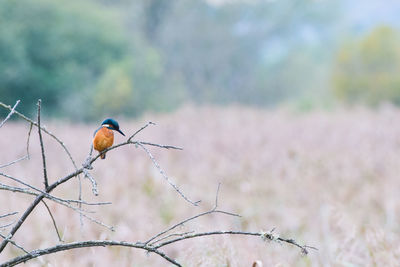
xmin=93 ymin=126 xmax=102 ymax=137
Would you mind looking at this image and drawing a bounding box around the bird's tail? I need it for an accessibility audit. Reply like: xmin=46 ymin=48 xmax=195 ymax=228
xmin=100 ymin=153 xmax=106 ymax=159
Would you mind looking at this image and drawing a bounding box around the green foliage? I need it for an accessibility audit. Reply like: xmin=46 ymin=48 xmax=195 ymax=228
xmin=93 ymin=61 xmax=134 ymax=116
xmin=333 ymin=26 xmax=400 ymax=105
xmin=89 ymin=46 xmax=185 ymax=119
xmin=0 ymin=0 xmax=129 ymax=117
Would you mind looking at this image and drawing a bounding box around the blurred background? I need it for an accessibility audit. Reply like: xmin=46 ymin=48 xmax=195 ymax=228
xmin=2 ymin=0 xmax=400 ymax=266
xmin=1 ymin=0 xmax=400 ymax=119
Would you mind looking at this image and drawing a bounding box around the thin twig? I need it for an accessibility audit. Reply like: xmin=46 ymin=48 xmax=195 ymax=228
xmin=79 ymin=144 xmax=94 ymax=227
xmin=0 ymin=101 xmax=79 ymax=171
xmin=1 ymin=185 xmax=113 ymax=230
xmin=0 ymin=172 xmax=73 ymax=206
xmin=0 ymin=221 xmax=15 ymax=229
xmin=0 ymin=184 xmax=114 ymax=253
xmin=0 ymin=172 xmax=43 ymax=196
xmin=78 ymin=170 xmax=83 ymax=227
xmin=137 ymin=142 xmax=199 ymax=206
xmin=154 ymin=229 xmax=317 ymax=255
xmin=0 ymin=155 xmax=29 ymax=169
xmin=0 ymin=106 xmax=316 ymax=265
xmin=138 ymin=141 xmax=183 ymax=150
xmin=0 ymin=178 xmax=111 ymax=206
xmin=82 ymin=168 xmax=98 ymax=196
xmin=26 ymin=122 xmax=33 ymax=159
xmin=58 ymin=199 xmax=111 ymax=206
xmin=155 ymin=230 xmax=260 ymax=249
xmin=0 ymin=178 xmax=114 ymax=230
xmin=260 ymin=229 xmax=318 ymax=254
xmin=37 ymin=100 xmax=49 ymax=189
xmin=149 ymin=231 xmax=195 ymax=246
xmin=145 ymin=183 xmax=238 ymax=245
xmin=0 ymin=194 xmax=45 ymax=253
xmin=0 ymin=100 xmax=19 ymax=128
xmin=103 ymin=140 xmax=183 ymax=154
xmin=0 ymin=120 xmax=193 ymax=253
xmin=0 ymin=212 xmax=18 ymax=219
xmin=0 ymin=233 xmax=31 ymax=255
xmin=48 ymin=197 xmax=115 ymax=231
xmin=41 ymin=200 xmax=62 ymax=242
xmin=127 ymin=121 xmax=155 ymax=142
xmin=0 ymin=183 xmax=36 ymax=196
xmin=0 ymin=179 xmax=114 ymax=231
xmin=0 ymin=184 xmax=114 ymax=232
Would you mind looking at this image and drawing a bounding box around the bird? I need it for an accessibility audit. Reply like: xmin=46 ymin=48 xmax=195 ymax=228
xmin=93 ymin=118 xmax=125 ymax=159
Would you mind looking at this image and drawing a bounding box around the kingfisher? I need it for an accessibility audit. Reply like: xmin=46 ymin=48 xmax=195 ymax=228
xmin=93 ymin=118 xmax=125 ymax=159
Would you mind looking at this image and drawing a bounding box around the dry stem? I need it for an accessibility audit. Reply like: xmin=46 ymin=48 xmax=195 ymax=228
xmin=0 ymin=101 xmax=315 ymax=266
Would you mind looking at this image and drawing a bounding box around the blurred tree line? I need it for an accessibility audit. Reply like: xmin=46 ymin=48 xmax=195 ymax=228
xmin=333 ymin=26 xmax=400 ymax=106
xmin=0 ymin=0 xmax=399 ymax=120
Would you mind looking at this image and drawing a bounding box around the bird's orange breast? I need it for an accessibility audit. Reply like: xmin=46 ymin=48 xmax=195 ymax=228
xmin=93 ymin=127 xmax=114 ymax=152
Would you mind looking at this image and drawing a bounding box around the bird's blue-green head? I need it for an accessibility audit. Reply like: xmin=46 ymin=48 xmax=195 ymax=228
xmin=101 ymin=118 xmax=125 ymax=136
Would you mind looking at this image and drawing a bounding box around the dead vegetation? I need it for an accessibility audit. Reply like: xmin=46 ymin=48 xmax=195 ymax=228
xmin=1 ymin=103 xmax=400 ymax=266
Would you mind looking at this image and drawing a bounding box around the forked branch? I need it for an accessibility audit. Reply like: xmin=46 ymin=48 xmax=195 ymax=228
xmin=0 ymin=101 xmax=315 ymax=266
xmin=1 ymin=185 xmax=314 ymax=267
xmin=0 ymin=114 xmax=198 ymax=253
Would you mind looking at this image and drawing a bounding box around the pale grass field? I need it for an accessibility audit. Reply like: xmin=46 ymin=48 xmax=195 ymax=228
xmin=1 ymin=106 xmax=400 ymax=266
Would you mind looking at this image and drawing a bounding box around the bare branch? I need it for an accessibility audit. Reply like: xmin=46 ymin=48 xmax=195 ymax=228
xmin=0 ymin=172 xmax=45 ymax=196
xmin=0 ymin=194 xmax=43 ymax=252
xmin=137 ymin=141 xmax=183 ymax=150
xmin=0 ymin=175 xmax=114 ymax=231
xmin=0 ymin=182 xmax=114 ymax=231
xmin=0 ymin=183 xmax=114 ymax=235
xmin=0 ymin=172 xmax=73 ymax=206
xmin=82 ymin=168 xmax=98 ymax=196
xmin=214 ymin=182 xmax=221 ymax=207
xmin=1 ymin=229 xmax=314 ymax=267
xmin=0 ymin=155 xmax=29 ymax=169
xmin=0 ymin=233 xmax=31 ymax=255
xmin=0 ymin=188 xmax=114 ymax=252
xmin=148 ymin=231 xmax=195 ymax=245
xmin=1 ymin=240 xmax=181 ymax=267
xmin=0 ymin=101 xmax=84 ymax=224
xmin=0 ymin=178 xmax=110 ymax=207
xmin=127 ymin=121 xmax=155 ymax=142
xmin=0 ymin=182 xmax=36 ymax=196
xmin=0 ymin=169 xmax=113 ymax=252
xmin=0 ymin=221 xmax=15 ymax=229
xmin=259 ymin=229 xmax=318 ymax=254
xmin=37 ymin=100 xmax=49 ymax=189
xmin=0 ymin=101 xmax=79 ymax=172
xmin=48 ymin=198 xmax=115 ymax=231
xmin=0 ymin=212 xmax=18 ymax=219
xmin=0 ymin=100 xmax=20 ymax=128
xmin=137 ymin=142 xmax=199 ymax=206
xmin=26 ymin=122 xmax=33 ymax=159
xmin=0 ymin=119 xmax=209 ymax=252
xmin=155 ymin=230 xmax=260 ymax=248
xmin=0 ymin=211 xmax=17 ymax=230
xmin=145 ymin=183 xmax=238 ymax=246
xmin=153 ymin=229 xmax=316 ymax=256
xmin=0 ymin=110 xmax=314 ymax=265
xmin=41 ymin=200 xmax=62 ymax=242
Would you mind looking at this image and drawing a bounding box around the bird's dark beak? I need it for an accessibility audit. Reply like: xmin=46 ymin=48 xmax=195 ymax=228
xmin=117 ymin=129 xmax=125 ymax=136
